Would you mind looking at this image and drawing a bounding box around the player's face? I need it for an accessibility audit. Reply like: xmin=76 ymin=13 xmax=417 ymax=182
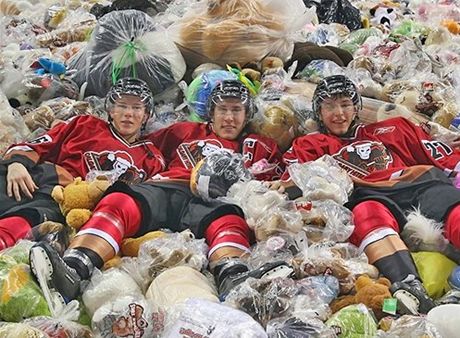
xmin=319 ymin=96 xmax=357 ymax=136
xmin=211 ymin=98 xmax=246 ymax=140
xmin=110 ymin=95 xmax=148 ymax=142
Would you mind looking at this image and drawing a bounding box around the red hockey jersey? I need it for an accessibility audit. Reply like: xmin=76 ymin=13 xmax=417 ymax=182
xmin=283 ymin=117 xmax=460 ymax=187
xmin=149 ymin=121 xmax=284 ymax=181
xmin=3 ymin=115 xmax=165 ymax=185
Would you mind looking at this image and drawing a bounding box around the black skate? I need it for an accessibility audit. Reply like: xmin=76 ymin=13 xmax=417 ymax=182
xmin=216 ymin=260 xmax=294 ymax=300
xmin=29 ymin=242 xmax=81 ymax=312
xmin=390 ymin=276 xmax=436 ymax=315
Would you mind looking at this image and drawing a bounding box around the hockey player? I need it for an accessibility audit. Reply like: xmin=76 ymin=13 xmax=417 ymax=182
xmin=0 ymin=78 xmax=165 ymax=250
xmin=30 ymin=80 xmax=292 ymax=308
xmin=280 ymin=75 xmax=460 ymax=315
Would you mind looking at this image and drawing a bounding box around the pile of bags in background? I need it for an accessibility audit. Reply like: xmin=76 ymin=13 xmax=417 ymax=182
xmin=2 ymin=0 xmax=460 ymax=337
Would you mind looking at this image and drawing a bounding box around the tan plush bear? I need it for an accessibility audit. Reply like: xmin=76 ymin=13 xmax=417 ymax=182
xmin=178 ymin=0 xmax=285 ymax=65
xmin=330 ymin=275 xmax=392 ymax=320
xmin=51 ymin=177 xmax=110 ymax=230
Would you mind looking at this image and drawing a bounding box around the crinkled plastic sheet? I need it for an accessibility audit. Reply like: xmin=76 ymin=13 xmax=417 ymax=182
xmin=191 ymin=151 xmax=253 ymax=201
xmin=163 ymin=298 xmax=267 ymax=338
xmin=170 ymin=0 xmax=313 ymax=66
xmin=288 ymin=155 xmax=353 ymax=205
xmin=68 ymin=9 xmax=186 ymax=98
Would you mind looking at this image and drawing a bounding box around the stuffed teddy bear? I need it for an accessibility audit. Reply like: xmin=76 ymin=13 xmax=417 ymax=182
xmin=329 ymin=275 xmax=392 ymax=320
xmin=51 ymin=177 xmax=111 ymax=231
xmin=178 ymin=0 xmax=291 ymax=66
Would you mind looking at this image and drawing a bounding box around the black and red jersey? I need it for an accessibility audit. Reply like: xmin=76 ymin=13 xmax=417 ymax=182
xmin=148 ymin=121 xmax=284 ymax=181
xmin=283 ymin=117 xmax=460 ymax=187
xmin=2 ymin=115 xmax=165 ymax=185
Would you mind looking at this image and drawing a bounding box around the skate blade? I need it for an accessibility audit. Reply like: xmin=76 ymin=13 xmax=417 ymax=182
xmin=393 ymin=289 xmax=420 ymax=315
xmin=30 ymin=246 xmax=66 ymax=317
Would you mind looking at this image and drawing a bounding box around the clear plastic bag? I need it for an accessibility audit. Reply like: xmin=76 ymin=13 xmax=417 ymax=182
xmin=82 ymin=268 xmax=143 ymax=317
xmin=297 ymin=199 xmax=354 ymax=243
xmin=326 ymin=304 xmax=377 ymax=337
xmin=266 ymin=316 xmax=336 ymax=338
xmin=295 ymin=59 xmax=345 ymax=83
xmin=190 ymin=151 xmax=253 ymax=201
xmin=23 ymin=316 xmax=93 ymax=338
xmin=68 ymin=9 xmax=186 ymax=98
xmin=0 ymin=322 xmax=48 ymax=338
xmin=377 ymin=314 xmax=442 ymax=338
xmin=288 ymin=155 xmax=353 ymax=205
xmin=91 ymin=295 xmax=159 ymax=338
xmin=136 ymin=231 xmax=208 ymax=285
xmin=225 ymin=276 xmax=333 ymax=327
xmin=185 ymin=70 xmax=237 ymax=121
xmin=145 ymin=265 xmax=218 ymax=311
xmin=0 ymin=90 xmax=29 ymax=156
xmin=22 ymin=73 xmax=79 ymax=106
xmin=170 ymin=0 xmax=313 ymax=66
xmin=253 ymin=207 xmax=304 ymax=242
xmin=163 ymin=298 xmax=267 ymax=338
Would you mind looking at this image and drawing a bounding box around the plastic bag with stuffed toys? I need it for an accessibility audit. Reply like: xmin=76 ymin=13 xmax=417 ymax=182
xmin=225 ymin=276 xmax=334 ymax=327
xmin=326 ymin=304 xmax=377 ymax=337
xmin=185 ymin=70 xmax=237 ymax=121
xmin=288 ymin=155 xmax=353 ymax=205
xmin=136 ymin=231 xmax=208 ymax=285
xmin=22 ymin=73 xmax=79 ymax=106
xmin=253 ymin=207 xmax=304 ymax=242
xmin=23 ymin=316 xmax=93 ymax=338
xmin=36 ymin=18 xmax=96 ymax=49
xmin=0 ymin=322 xmax=48 ymax=338
xmin=266 ymin=316 xmax=336 ymax=338
xmin=169 ymin=0 xmax=314 ymax=67
xmin=68 ymin=9 xmax=186 ymax=98
xmin=376 ymin=314 xmax=442 ymax=338
xmin=82 ymin=268 xmax=143 ymax=317
xmin=0 ymin=90 xmax=29 ymax=156
xmin=191 ymin=151 xmax=253 ymax=202
xmin=247 ymin=232 xmax=307 ymax=269
xmin=0 ymin=255 xmax=51 ymax=322
xmin=163 ymin=298 xmax=267 ymax=338
xmin=91 ymin=294 xmax=159 ymax=338
xmin=296 ymin=199 xmax=354 ymax=243
xmin=295 ymin=59 xmax=345 ymax=83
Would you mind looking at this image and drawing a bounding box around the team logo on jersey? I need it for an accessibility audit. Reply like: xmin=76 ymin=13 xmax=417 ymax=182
xmin=177 ymin=139 xmax=225 ymax=169
xmin=333 ymin=141 xmax=393 ymax=178
xmin=373 ymin=126 xmax=396 ymax=135
xmin=84 ymin=151 xmax=147 ymax=183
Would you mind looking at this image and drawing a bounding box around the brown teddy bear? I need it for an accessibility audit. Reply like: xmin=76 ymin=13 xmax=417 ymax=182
xmin=178 ymin=0 xmax=286 ymax=66
xmin=330 ymin=275 xmax=392 ymax=320
xmin=51 ymin=176 xmax=110 ymax=231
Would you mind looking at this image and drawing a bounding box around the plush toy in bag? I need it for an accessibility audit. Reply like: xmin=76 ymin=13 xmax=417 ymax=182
xmin=51 ymin=177 xmax=111 ymax=231
xmin=174 ymin=0 xmax=312 ymax=66
xmin=190 ymin=151 xmax=253 ymax=201
xmin=68 ymin=9 xmax=186 ymax=98
xmin=185 ymin=70 xmax=237 ymax=121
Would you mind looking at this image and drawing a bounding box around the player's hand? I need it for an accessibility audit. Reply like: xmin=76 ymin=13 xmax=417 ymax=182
xmin=6 ymin=162 xmax=38 ymax=201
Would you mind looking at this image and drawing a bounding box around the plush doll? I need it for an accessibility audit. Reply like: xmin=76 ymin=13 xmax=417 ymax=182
xmin=329 ymin=275 xmax=391 ymax=320
xmin=442 ymin=19 xmax=460 ymax=35
xmin=51 ymin=177 xmax=111 ymax=231
xmin=177 ymin=0 xmax=292 ymax=66
xmin=370 ymin=5 xmax=398 ymax=29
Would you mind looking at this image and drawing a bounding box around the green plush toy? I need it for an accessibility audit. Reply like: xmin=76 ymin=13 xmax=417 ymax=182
xmin=326 ymin=304 xmax=378 ymax=338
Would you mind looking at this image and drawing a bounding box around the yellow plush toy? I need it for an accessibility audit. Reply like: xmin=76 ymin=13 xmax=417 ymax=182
xmin=51 ymin=177 xmax=110 ymax=231
xmin=330 ymin=275 xmax=392 ymax=320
